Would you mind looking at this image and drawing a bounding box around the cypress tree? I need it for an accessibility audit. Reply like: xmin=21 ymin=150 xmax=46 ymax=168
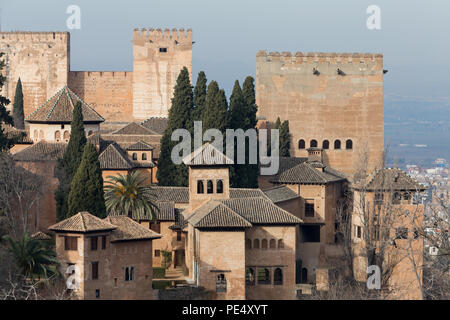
xmin=193 ymin=71 xmax=207 ymax=121
xmin=67 ymin=143 xmax=106 ymax=218
xmin=228 ymin=80 xmax=245 ymax=187
xmin=0 ymin=53 xmax=15 ymax=152
xmin=157 ymin=67 xmax=193 ymax=186
xmin=12 ymin=78 xmax=24 ymax=130
xmin=54 ymin=101 xmax=87 ymax=220
xmin=242 ymin=76 xmax=258 ymax=129
xmin=274 ymin=117 xmax=281 ymax=130
xmin=279 ymin=120 xmax=291 ymax=157
xmin=203 ymin=82 xmax=228 ymax=133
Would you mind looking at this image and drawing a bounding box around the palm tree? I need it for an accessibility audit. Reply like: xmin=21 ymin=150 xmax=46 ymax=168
xmin=104 ymin=171 xmax=159 ymax=222
xmin=7 ymin=233 xmax=59 ymax=281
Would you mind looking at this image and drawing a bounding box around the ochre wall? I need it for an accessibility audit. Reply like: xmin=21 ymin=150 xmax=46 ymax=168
xmin=256 ymin=51 xmax=384 ymax=177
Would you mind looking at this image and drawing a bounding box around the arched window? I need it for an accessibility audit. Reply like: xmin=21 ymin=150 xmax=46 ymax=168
xmin=207 ymin=180 xmax=213 ymax=194
xmin=63 ymin=131 xmax=70 ymax=141
xmin=39 ymin=130 xmax=44 ymax=140
xmin=130 ymin=267 xmax=134 ymax=281
xmin=258 ymin=268 xmax=271 ymax=285
xmin=298 ymin=139 xmax=305 ymax=149
xmin=278 ymin=239 xmax=284 ymax=249
xmin=261 ymin=239 xmax=268 ymax=250
xmin=54 ymin=130 xmax=61 ymax=141
xmin=253 ymin=239 xmax=260 ymax=249
xmin=142 ymin=153 xmax=147 ymax=160
xmin=125 ymin=267 xmax=129 ymax=281
xmin=216 ymin=274 xmax=227 ymax=292
xmin=310 ymin=139 xmax=318 ymax=148
xmin=88 ymin=130 xmax=93 ymax=136
xmin=246 ymin=268 xmax=255 ymax=286
xmin=322 ymin=140 xmax=329 ymax=149
xmin=346 ymin=139 xmax=353 ymax=150
xmin=197 ymin=180 xmax=204 ymax=194
xmin=301 ymin=268 xmax=308 ymax=283
xmin=334 ymin=139 xmax=341 ymax=149
xmin=216 ymin=180 xmax=223 ymax=194
xmin=274 ymin=268 xmax=283 ymax=285
xmin=246 ymin=239 xmax=252 ymax=249
xmin=269 ymin=239 xmax=276 ymax=249
xmin=33 ymin=130 xmax=38 ymax=141
xmin=132 ymin=153 xmax=137 ymax=160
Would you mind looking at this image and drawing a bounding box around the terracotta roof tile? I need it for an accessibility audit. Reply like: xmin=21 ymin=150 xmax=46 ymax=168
xmin=104 ymin=215 xmax=161 ymax=242
xmin=270 ymin=161 xmax=346 ymax=184
xmin=141 ymin=117 xmax=168 ymax=134
xmin=186 ymin=201 xmax=252 ymax=228
xmin=48 ymin=212 xmax=116 ymax=233
xmin=153 ymin=186 xmax=190 ymax=203
xmin=263 ymin=185 xmax=300 ymax=203
xmin=126 ymin=141 xmax=155 ymax=151
xmin=98 ymin=142 xmax=134 ymax=170
xmin=13 ymin=141 xmax=66 ymax=161
xmin=365 ymin=168 xmax=425 ymax=191
xmin=112 ymin=122 xmax=159 ymax=135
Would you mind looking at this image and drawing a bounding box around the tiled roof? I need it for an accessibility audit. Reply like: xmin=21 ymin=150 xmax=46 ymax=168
xmin=25 ymin=86 xmax=104 ymax=123
xmin=48 ymin=212 xmax=116 ymax=233
xmin=183 ymin=143 xmax=233 ymax=166
xmin=152 ymin=186 xmax=190 ymax=203
xmin=170 ymin=209 xmax=187 ymax=230
xmin=104 ymin=216 xmax=161 ymax=242
xmin=112 ymin=122 xmax=159 ymax=135
xmin=126 ymin=141 xmax=154 ymax=151
xmin=229 ymin=188 xmax=269 ymax=200
xmin=141 ymin=117 xmax=168 ymax=135
xmin=270 ymin=161 xmax=346 ymax=185
xmin=263 ymin=185 xmax=300 ymax=203
xmin=154 ymin=201 xmax=176 ymax=221
xmin=220 ymin=197 xmax=302 ymax=225
xmin=186 ymin=201 xmax=252 ymax=229
xmin=4 ymin=126 xmax=33 ymax=144
xmin=260 ymin=156 xmax=307 ymax=175
xmin=365 ymin=168 xmax=425 ymax=191
xmin=13 ymin=141 xmax=66 ymax=161
xmin=98 ymin=143 xmax=134 ymax=170
xmin=30 ymin=231 xmax=52 ymax=240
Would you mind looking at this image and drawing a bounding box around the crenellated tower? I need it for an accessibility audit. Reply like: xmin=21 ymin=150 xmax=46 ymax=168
xmin=132 ymin=28 xmax=193 ymax=119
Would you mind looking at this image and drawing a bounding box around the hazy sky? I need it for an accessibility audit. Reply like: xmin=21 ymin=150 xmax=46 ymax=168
xmin=1 ymin=0 xmax=449 ymax=103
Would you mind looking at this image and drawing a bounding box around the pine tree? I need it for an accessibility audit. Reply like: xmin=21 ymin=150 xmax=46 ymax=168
xmin=193 ymin=71 xmax=207 ymax=121
xmin=67 ymin=143 xmax=106 ymax=218
xmin=157 ymin=67 xmax=193 ymax=186
xmin=54 ymin=101 xmax=87 ymax=221
xmin=279 ymin=120 xmax=291 ymax=157
xmin=13 ymin=78 xmax=24 ymax=130
xmin=0 ymin=53 xmax=15 ymax=152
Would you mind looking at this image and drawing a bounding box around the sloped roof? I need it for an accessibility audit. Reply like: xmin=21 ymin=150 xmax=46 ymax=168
xmin=126 ymin=141 xmax=155 ymax=151
xmin=260 ymin=156 xmax=308 ymax=175
xmin=30 ymin=231 xmax=52 ymax=240
xmin=229 ymin=188 xmax=269 ymax=199
xmin=263 ymin=185 xmax=300 ymax=203
xmin=186 ymin=201 xmax=252 ymax=229
xmin=220 ymin=197 xmax=302 ymax=225
xmin=270 ymin=161 xmax=346 ymax=185
xmin=141 ymin=117 xmax=168 ymax=134
xmin=98 ymin=143 xmax=134 ymax=170
xmin=153 ymin=186 xmax=190 ymax=203
xmin=13 ymin=141 xmax=66 ymax=161
xmin=25 ymin=86 xmax=104 ymax=123
xmin=4 ymin=126 xmax=33 ymax=144
xmin=112 ymin=122 xmax=159 ymax=135
xmin=183 ymin=143 xmax=234 ymax=166
xmin=49 ymin=212 xmax=116 ymax=233
xmin=170 ymin=209 xmax=187 ymax=230
xmin=103 ymin=216 xmax=161 ymax=242
xmin=365 ymin=168 xmax=425 ymax=191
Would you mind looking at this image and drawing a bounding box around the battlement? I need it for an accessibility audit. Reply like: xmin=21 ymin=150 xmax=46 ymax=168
xmin=133 ymin=28 xmax=192 ymax=42
xmin=0 ymin=31 xmax=69 ymax=42
xmin=256 ymin=50 xmax=382 ymax=64
xmin=69 ymin=71 xmax=132 ymax=78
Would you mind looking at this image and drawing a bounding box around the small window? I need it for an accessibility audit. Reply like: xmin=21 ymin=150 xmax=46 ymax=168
xmin=269 ymin=239 xmax=276 ymax=249
xmin=392 ymin=192 xmax=401 ymax=204
xmin=334 ymin=140 xmax=341 ymax=149
xmin=95 ymin=289 xmax=100 ymax=298
xmin=61 ymin=124 xmax=65 ymax=130
xmin=357 ymin=226 xmax=362 ymax=239
xmin=274 ymin=268 xmax=283 ymax=285
xmin=130 ymin=267 xmax=134 ymax=281
xmin=207 ymin=180 xmax=213 ymax=194
xmin=346 ymin=139 xmax=353 ymax=150
xmin=132 ymin=153 xmax=138 ymax=160
xmin=257 ymin=268 xmax=271 ymax=285
xmin=216 ymin=274 xmax=227 ymax=292
xmin=246 ymin=268 xmax=255 ymax=286
xmin=64 ymin=237 xmax=78 ymax=251
xmin=278 ymin=239 xmax=284 ymax=249
xmin=155 ymin=250 xmax=161 ymax=257
xmin=396 ymin=227 xmax=408 ymax=239
xmin=114 ymin=278 xmax=118 ymax=287
xmin=216 ymin=180 xmax=223 ymax=194
xmin=92 ymin=262 xmax=99 ymax=280
xmin=298 ymin=139 xmax=305 ymax=149
xmin=63 ymin=131 xmax=70 ymax=141
xmin=125 ymin=267 xmax=130 ymax=281
xmin=54 ymin=130 xmax=61 ymax=141
xmin=142 ymin=153 xmax=147 ymax=160
xmin=101 ymin=236 xmax=106 ymax=250
xmin=88 ymin=130 xmax=93 ymax=136
xmin=301 ymin=225 xmax=321 ymax=242
xmin=301 ymin=268 xmax=308 ymax=283
xmin=177 ymin=231 xmax=182 ymax=241
xmin=197 ymin=180 xmax=204 ymax=194
xmin=91 ymin=237 xmax=98 ymax=251
xmin=253 ymin=239 xmax=260 ymax=249
xmin=150 ymin=222 xmax=161 ymax=233
xmin=322 ymin=140 xmax=329 ymax=149
xmin=305 ymin=201 xmax=314 ymax=217
xmin=246 ymin=239 xmax=252 ymax=249
xmin=261 ymin=239 xmax=268 ymax=250
xmin=310 ymin=139 xmax=318 ymax=148
xmin=159 ymin=47 xmax=168 ymax=53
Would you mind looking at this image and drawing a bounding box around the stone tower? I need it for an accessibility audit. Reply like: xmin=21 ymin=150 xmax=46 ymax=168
xmin=256 ymin=51 xmax=384 ymax=178
xmin=132 ymin=28 xmax=192 ymax=120
xmin=0 ymin=32 xmax=70 ymax=117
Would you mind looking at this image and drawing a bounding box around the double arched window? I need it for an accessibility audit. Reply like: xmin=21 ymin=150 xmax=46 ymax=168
xmin=207 ymin=180 xmax=213 ymax=194
xmin=132 ymin=153 xmax=138 ymax=160
xmin=142 ymin=153 xmax=147 ymax=160
xmin=269 ymin=239 xmax=276 ymax=249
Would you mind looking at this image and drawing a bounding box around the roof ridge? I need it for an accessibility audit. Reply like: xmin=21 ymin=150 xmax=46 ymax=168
xmin=67 ymin=87 xmax=105 ymax=122
xmin=46 ymin=87 xmax=65 ymax=120
xmin=80 ymin=212 xmax=87 ymax=232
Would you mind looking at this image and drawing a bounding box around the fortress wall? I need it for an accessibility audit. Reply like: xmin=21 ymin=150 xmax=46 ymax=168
xmin=256 ymin=51 xmax=384 ymax=177
xmin=68 ymin=71 xmax=133 ymax=122
xmin=0 ymin=32 xmax=70 ymax=117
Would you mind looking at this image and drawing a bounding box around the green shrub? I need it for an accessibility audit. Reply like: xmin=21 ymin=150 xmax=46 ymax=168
xmin=153 ymin=267 xmax=166 ymax=279
xmin=152 ymin=280 xmax=171 ymax=290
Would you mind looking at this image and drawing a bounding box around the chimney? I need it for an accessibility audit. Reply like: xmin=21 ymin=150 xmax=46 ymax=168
xmin=307 ymin=147 xmax=323 ymax=163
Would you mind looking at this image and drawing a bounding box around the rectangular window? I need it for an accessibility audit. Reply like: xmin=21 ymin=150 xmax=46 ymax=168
xmin=91 ymin=237 xmax=98 ymax=251
xmin=301 ymin=225 xmax=321 ymax=242
xmin=150 ymin=222 xmax=161 ymax=233
xmin=357 ymin=226 xmax=362 ymax=239
xmin=176 ymin=231 xmax=182 ymax=242
xmin=396 ymin=227 xmax=408 ymax=239
xmin=101 ymin=236 xmax=106 ymax=250
xmin=95 ymin=289 xmax=100 ymax=298
xmin=159 ymin=47 xmax=167 ymax=53
xmin=64 ymin=236 xmax=77 ymax=251
xmin=114 ymin=278 xmax=118 ymax=287
xmin=154 ymin=250 xmax=160 ymax=257
xmin=305 ymin=200 xmax=315 ymax=217
xmin=92 ymin=262 xmax=99 ymax=280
